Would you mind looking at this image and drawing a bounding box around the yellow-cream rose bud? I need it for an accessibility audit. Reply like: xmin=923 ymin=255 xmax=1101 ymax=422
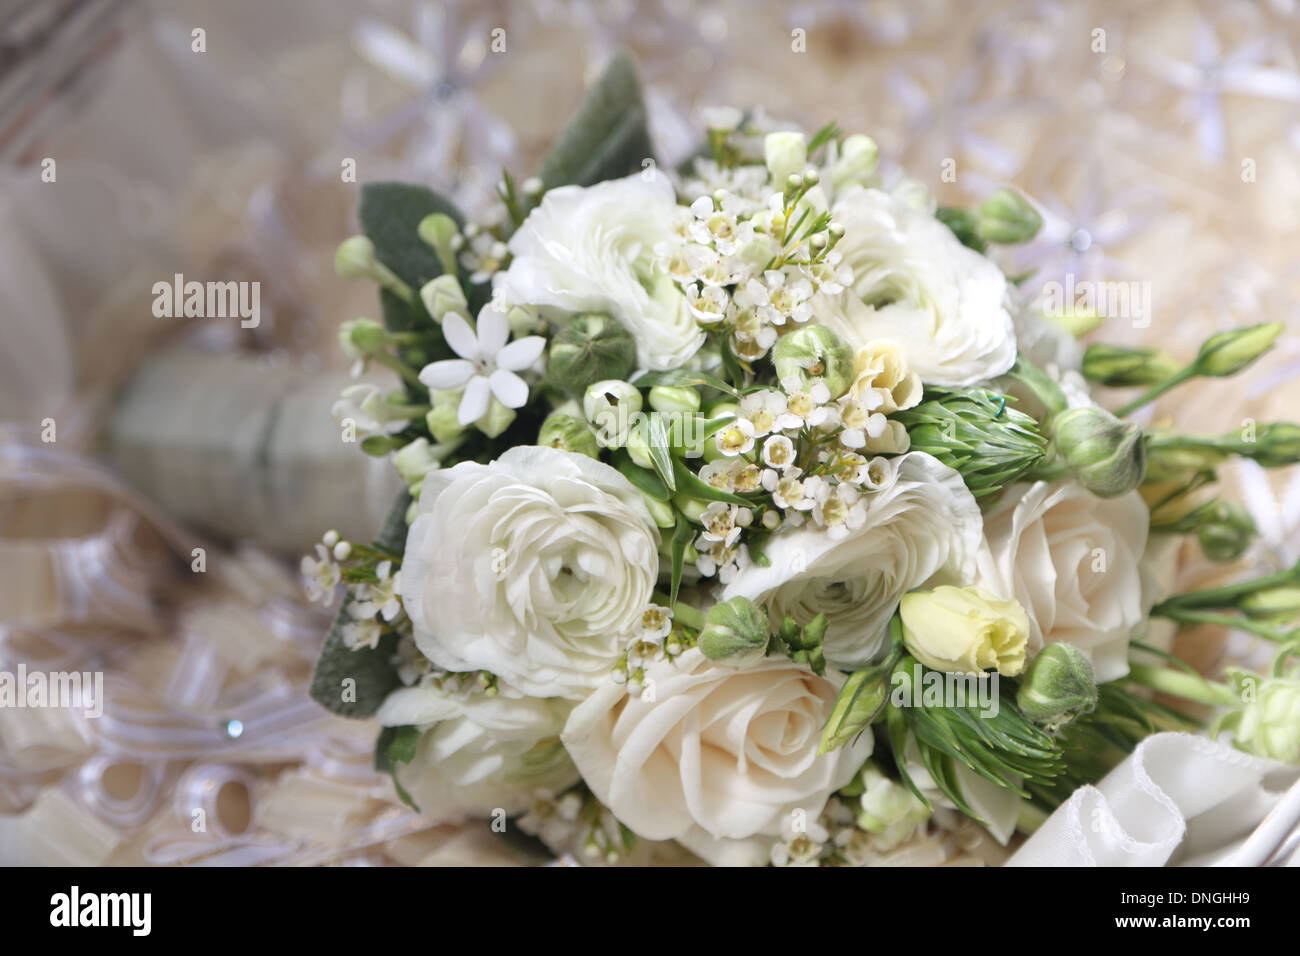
xmin=899 ymin=585 xmax=1029 ymax=676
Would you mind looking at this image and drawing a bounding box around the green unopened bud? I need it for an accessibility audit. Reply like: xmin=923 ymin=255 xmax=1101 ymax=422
xmin=976 ymin=188 xmax=1043 ymax=244
xmin=1143 ymin=443 xmax=1226 ymax=484
xmin=640 ymin=493 xmax=676 ymax=529
xmin=856 ymin=762 xmax=930 ymax=840
xmin=765 ymin=131 xmax=807 ymax=186
xmin=475 ymin=396 xmax=516 ymax=439
xmin=672 ymin=493 xmax=710 ymax=523
xmin=772 ymin=324 xmax=853 ymax=396
xmin=1250 ymin=423 xmax=1300 ymax=468
xmin=338 ymin=318 xmax=389 ymax=359
xmin=419 ymin=275 xmax=468 ymax=323
xmin=506 ymin=305 xmax=543 ymax=339
xmin=1195 ymin=322 xmax=1284 ymax=378
xmin=1050 ymin=406 xmax=1146 ymax=497
xmin=583 ymin=380 xmax=642 ymax=448
xmin=1016 ymin=643 xmax=1098 ymax=733
xmin=648 ymin=385 xmax=701 ymax=415
xmin=1240 ymin=586 xmax=1300 ymax=619
xmin=548 ymin=314 xmax=637 ymax=397
xmin=334 ymin=235 xmax=380 ymax=279
xmin=538 ymin=411 xmax=599 ymax=458
xmin=829 ymin=134 xmax=878 ymax=191
xmin=360 ymin=434 xmax=403 ymax=457
xmin=335 ymin=235 xmax=414 ymax=302
xmin=1233 ymin=676 xmax=1300 ymax=764
xmin=625 ymin=422 xmax=654 ymax=469
xmin=1197 ymin=500 xmax=1256 ymax=562
xmin=417 ymin=213 xmax=461 ymax=276
xmin=425 ymin=402 xmax=467 ymax=445
xmin=1045 ymin=306 xmax=1104 ymax=338
xmin=393 ymin=438 xmax=439 ymax=486
xmin=698 ymin=596 xmax=770 ymax=666
xmin=1082 ymin=344 xmax=1183 ymax=387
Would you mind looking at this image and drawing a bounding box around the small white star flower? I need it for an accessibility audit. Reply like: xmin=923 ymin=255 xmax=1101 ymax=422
xmin=300 ymin=544 xmax=341 ymax=604
xmin=418 ymin=307 xmax=545 ymax=425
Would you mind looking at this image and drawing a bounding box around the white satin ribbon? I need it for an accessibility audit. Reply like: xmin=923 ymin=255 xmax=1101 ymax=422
xmin=1008 ymin=732 xmax=1299 ymax=866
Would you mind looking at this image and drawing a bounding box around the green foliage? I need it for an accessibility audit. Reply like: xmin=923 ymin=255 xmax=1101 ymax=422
xmin=536 ymin=52 xmax=655 ymax=189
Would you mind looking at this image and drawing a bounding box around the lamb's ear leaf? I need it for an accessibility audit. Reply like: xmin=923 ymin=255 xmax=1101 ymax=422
xmin=359 ymin=182 xmax=464 ymax=333
xmin=374 ymin=725 xmax=421 ymax=810
xmin=309 ymin=493 xmax=412 ymax=718
xmin=536 ymin=52 xmax=655 ymax=189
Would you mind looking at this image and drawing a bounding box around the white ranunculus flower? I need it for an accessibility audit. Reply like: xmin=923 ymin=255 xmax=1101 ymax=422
xmin=815 ymin=186 xmax=1016 ymax=386
xmin=398 ymin=445 xmax=660 ymax=699
xmin=376 ymin=685 xmax=578 ymax=816
xmin=562 ymin=648 xmax=871 ymax=866
xmin=722 ymin=452 xmax=985 ymax=668
xmin=977 ymin=481 xmax=1149 ymax=683
xmin=495 ymin=172 xmax=705 ymax=370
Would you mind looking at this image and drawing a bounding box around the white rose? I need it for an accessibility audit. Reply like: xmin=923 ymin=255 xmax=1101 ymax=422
xmin=815 ymin=186 xmax=1016 ymax=386
xmin=722 ymin=452 xmax=985 ymax=668
xmin=398 ymin=445 xmax=660 ymax=699
xmin=978 ymin=481 xmax=1149 ymax=683
xmin=495 ymin=172 xmax=705 ymax=370
xmin=377 ymin=685 xmax=578 ymax=816
xmin=561 ymin=648 xmax=871 ymax=866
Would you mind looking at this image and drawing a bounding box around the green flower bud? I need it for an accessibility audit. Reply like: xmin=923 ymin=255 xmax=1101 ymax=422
xmin=1250 ymin=423 xmax=1300 ymax=468
xmin=425 ymin=402 xmax=467 ymax=445
xmin=698 ymin=596 xmax=771 ymax=666
xmin=855 ymin=762 xmax=930 ymax=840
xmin=1197 ymin=500 xmax=1256 ymax=563
xmin=648 ymin=385 xmax=701 ymax=415
xmin=1050 ymin=405 xmax=1146 ymax=498
xmin=360 ymin=434 xmax=403 ymax=457
xmin=772 ymin=324 xmax=853 ymax=396
xmin=1143 ymin=443 xmax=1227 ymax=484
xmin=537 ymin=411 xmax=599 ymax=458
xmin=1233 ymin=677 xmax=1300 ymax=765
xmin=672 ymin=493 xmax=710 ymax=523
xmin=625 ymin=422 xmax=654 ymax=469
xmin=334 ymin=235 xmax=380 ymax=279
xmin=1194 ymin=322 xmax=1284 ymax=378
xmin=1016 ymin=643 xmax=1098 ymax=733
xmin=418 ymin=275 xmax=468 ymax=323
xmin=548 ymin=314 xmax=637 ymax=397
xmin=475 ymin=396 xmax=516 ymax=439
xmin=829 ymin=134 xmax=879 ymax=191
xmin=975 ymin=188 xmax=1043 ymax=244
xmin=640 ymin=493 xmax=677 ymax=529
xmin=392 ymin=438 xmax=439 ymax=486
xmin=935 ymin=206 xmax=986 ymax=254
xmin=764 ymin=131 xmax=808 ymax=187
xmin=1082 ymin=344 xmax=1183 ymax=388
xmin=583 ymin=379 xmax=642 ymax=448
xmin=417 ymin=213 xmax=460 ymax=276
xmin=1240 ymin=586 xmax=1300 ymax=619
xmin=338 ymin=318 xmax=389 ymax=359
xmin=335 ymin=235 xmax=413 ymax=302
xmin=507 ymin=305 xmax=543 ymax=339
xmin=1046 ymin=306 xmax=1104 ymax=338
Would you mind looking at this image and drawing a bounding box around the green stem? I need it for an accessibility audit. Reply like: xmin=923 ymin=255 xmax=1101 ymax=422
xmin=1153 ymin=560 xmax=1300 ymax=611
xmin=373 ymin=353 xmax=425 ymax=389
xmin=1125 ymin=664 xmax=1237 ymax=708
xmin=1152 ymin=607 xmax=1298 ymax=644
xmin=1114 ymin=366 xmax=1196 ymax=417
xmin=671 ymin=601 xmax=705 ymax=630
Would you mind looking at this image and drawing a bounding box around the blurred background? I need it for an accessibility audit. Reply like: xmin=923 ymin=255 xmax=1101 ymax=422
xmin=1 ymin=0 xmax=1298 ymax=865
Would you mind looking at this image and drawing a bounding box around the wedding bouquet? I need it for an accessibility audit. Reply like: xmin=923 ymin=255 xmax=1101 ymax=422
xmin=305 ymin=56 xmax=1300 ymax=866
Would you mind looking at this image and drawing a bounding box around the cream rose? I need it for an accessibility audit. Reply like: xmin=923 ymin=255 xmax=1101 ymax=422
xmin=561 ymin=648 xmax=871 ymax=866
xmin=815 ymin=186 xmax=1016 ymax=386
xmin=398 ymin=445 xmax=660 ymax=699
xmin=978 ymin=481 xmax=1149 ymax=683
xmin=495 ymin=172 xmax=705 ymax=370
xmin=722 ymin=452 xmax=985 ymax=668
xmin=377 ymin=685 xmax=578 ymax=816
